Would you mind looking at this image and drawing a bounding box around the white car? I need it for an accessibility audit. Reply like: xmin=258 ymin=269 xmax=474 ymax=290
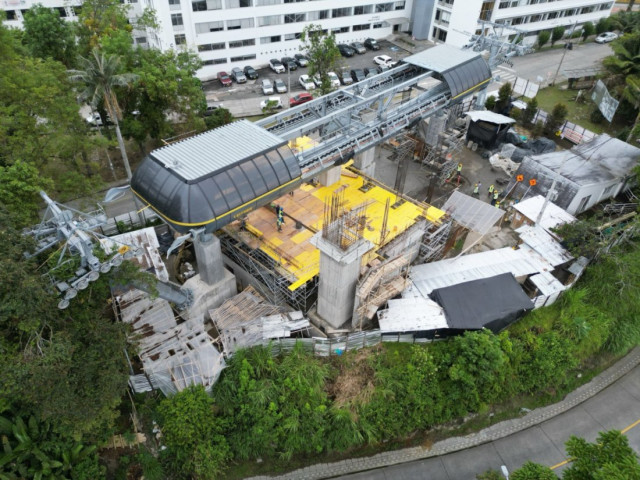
xmin=595 ymin=32 xmax=618 ymax=44
xmin=260 ymin=97 xmax=283 ymax=110
xmin=373 ymin=55 xmax=398 ymax=68
xmin=269 ymin=58 xmax=285 ymax=73
xmin=327 ymin=72 xmax=341 ymax=88
xmin=261 ymin=79 xmax=274 ymax=95
xmin=299 ymin=74 xmax=316 ymax=90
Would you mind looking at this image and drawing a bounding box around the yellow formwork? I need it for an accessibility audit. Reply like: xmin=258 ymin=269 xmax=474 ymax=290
xmin=234 ymin=166 xmax=446 ymax=291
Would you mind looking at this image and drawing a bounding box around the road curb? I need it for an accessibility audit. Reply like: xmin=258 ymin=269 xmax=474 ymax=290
xmin=247 ymin=346 xmax=640 ymax=479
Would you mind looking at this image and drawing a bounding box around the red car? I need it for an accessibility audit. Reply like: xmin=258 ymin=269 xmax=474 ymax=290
xmin=289 ymin=92 xmax=313 ymax=107
xmin=217 ymin=71 xmax=232 ymax=87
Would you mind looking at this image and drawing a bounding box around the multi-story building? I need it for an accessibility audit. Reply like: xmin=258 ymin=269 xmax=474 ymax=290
xmin=2 ymin=0 xmax=613 ymax=79
xmin=412 ymin=0 xmax=615 ymax=48
xmin=1 ymin=0 xmax=412 ymax=80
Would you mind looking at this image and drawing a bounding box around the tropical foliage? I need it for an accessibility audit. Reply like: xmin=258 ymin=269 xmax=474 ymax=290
xmin=301 ymin=24 xmax=341 ymax=95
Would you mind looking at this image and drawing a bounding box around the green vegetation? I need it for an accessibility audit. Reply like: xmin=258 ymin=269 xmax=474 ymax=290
xmin=301 ymin=24 xmax=341 ymax=95
xmin=537 ymin=31 xmax=551 ymax=49
xmin=551 ymin=26 xmax=566 ymax=46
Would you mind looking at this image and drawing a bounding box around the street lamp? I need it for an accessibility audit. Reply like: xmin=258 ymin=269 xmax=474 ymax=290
xmin=501 ymin=465 xmax=510 ymax=479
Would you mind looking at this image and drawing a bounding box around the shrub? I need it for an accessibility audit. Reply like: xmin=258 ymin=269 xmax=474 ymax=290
xmin=485 ymin=95 xmax=496 ymax=111
xmin=521 ymin=97 xmax=538 ymax=125
xmin=544 ymin=102 xmax=568 ymax=134
xmin=537 ymin=31 xmax=551 ymax=49
xmin=582 ymin=21 xmax=595 ymax=41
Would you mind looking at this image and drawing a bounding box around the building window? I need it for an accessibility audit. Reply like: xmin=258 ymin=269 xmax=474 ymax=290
xmin=375 ymin=2 xmax=393 ymax=12
xmin=196 ymin=21 xmax=224 ymax=33
xmin=529 ymin=14 xmax=542 ymax=22
xmin=258 ymin=14 xmax=281 ymax=26
xmin=230 ymin=54 xmax=257 ymax=61
xmin=354 ymin=5 xmax=372 ymax=15
xmin=175 ymin=33 xmax=187 ymax=45
xmin=499 ymin=1 xmax=509 ymax=8
xmin=171 ymin=13 xmax=184 ymax=26
xmin=394 ymin=1 xmax=405 ymax=10
xmin=285 ymin=13 xmax=306 ymax=23
xmin=202 ymin=58 xmax=227 ymax=65
xmin=256 ymin=0 xmax=281 ymax=5
xmin=353 ymin=23 xmax=371 ymax=31
xmin=226 ymin=0 xmax=252 ymax=7
xmin=547 ymin=11 xmax=558 ymax=19
xmin=226 ymin=18 xmax=254 ymax=29
xmin=135 ymin=36 xmax=147 ymax=43
xmin=198 ymin=42 xmax=225 ymax=51
xmin=284 ymin=0 xmax=306 ymax=3
xmin=373 ymin=22 xmax=383 ymax=28
xmin=260 ymin=35 xmax=281 ymax=44
xmin=332 ymin=7 xmax=351 ymax=17
xmin=169 ymin=0 xmax=180 ymax=5
xmin=5 ymin=10 xmax=16 ymax=20
xmin=308 ymin=9 xmax=330 ymax=20
xmin=432 ymin=27 xmax=447 ymax=42
xmin=229 ymin=38 xmax=255 ymax=48
xmin=331 ymin=26 xmax=349 ymax=34
xmin=284 ymin=32 xmax=303 ymax=40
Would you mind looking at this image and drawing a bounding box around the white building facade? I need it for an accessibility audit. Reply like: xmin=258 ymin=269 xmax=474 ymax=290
xmin=2 ymin=0 xmax=613 ymax=79
xmin=412 ymin=0 xmax=615 ymax=48
xmin=2 ymin=0 xmax=412 ymax=79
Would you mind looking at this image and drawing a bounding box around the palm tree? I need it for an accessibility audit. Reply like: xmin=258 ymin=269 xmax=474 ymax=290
xmin=602 ymin=33 xmax=640 ymax=143
xmin=68 ymin=49 xmax=138 ymax=180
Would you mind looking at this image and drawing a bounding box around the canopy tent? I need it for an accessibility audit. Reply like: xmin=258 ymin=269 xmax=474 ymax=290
xmin=430 ymin=272 xmax=534 ymax=333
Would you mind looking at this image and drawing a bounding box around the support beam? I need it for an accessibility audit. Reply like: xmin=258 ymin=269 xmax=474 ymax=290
xmin=353 ymin=147 xmax=376 ymax=177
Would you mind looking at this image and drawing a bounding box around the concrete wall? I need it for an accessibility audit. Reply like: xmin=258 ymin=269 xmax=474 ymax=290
xmin=410 ymin=0 xmax=435 ymax=40
xmin=317 ymin=251 xmax=362 ymax=328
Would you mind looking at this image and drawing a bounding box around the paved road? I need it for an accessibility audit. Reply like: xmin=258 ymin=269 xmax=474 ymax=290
xmin=336 ymin=364 xmax=640 ymax=479
xmin=490 ymin=42 xmax=613 ymax=93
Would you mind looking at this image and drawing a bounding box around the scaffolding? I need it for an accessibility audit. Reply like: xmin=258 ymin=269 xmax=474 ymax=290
xmin=219 ymin=232 xmax=319 ymax=312
xmin=418 ymin=218 xmax=453 ymax=263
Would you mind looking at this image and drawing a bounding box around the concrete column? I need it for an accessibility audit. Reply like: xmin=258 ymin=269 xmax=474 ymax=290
xmin=425 ymin=111 xmax=447 ymax=147
xmin=318 ymin=165 xmax=341 ymax=186
xmin=353 ymin=147 xmax=376 ymax=178
xmin=193 ymin=232 xmax=225 ymax=285
xmin=311 ymin=233 xmax=374 ymax=328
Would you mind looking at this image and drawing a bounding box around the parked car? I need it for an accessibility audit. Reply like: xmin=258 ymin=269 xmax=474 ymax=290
xmin=260 ymin=96 xmax=283 ymax=110
xmin=595 ymin=32 xmax=618 ymax=43
xmin=350 ymin=42 xmax=366 ymax=54
xmin=299 ymin=74 xmax=316 ymax=90
xmin=338 ymin=68 xmax=353 ymax=85
xmin=269 ymin=58 xmax=285 ymax=73
xmin=274 ymin=78 xmax=287 ymax=93
xmin=204 ymin=104 xmax=224 ymax=116
xmin=373 ymin=55 xmax=398 ymax=68
xmin=261 ymin=78 xmax=274 ymax=95
xmin=337 ymin=44 xmax=356 ymax=57
xmin=294 ymin=53 xmax=309 ymax=67
xmin=327 ymin=72 xmax=341 ymax=88
xmin=350 ymin=68 xmax=366 ymax=83
xmin=281 ymin=56 xmax=298 ymax=71
xmin=243 ymin=65 xmax=258 ymax=80
xmin=364 ymin=38 xmax=381 ymax=50
xmin=217 ymin=71 xmax=232 ymax=87
xmin=290 ymin=92 xmax=314 ymax=107
xmin=231 ymin=67 xmax=247 ymax=83
xmin=364 ymin=66 xmax=381 ymax=78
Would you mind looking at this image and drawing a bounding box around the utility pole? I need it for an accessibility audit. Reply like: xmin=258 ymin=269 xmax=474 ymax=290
xmin=552 ymin=22 xmax=577 ymax=86
xmin=287 ymin=64 xmax=291 ymax=109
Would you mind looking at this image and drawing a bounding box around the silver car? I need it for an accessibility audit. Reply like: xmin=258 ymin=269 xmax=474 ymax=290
xmin=274 ymin=78 xmax=287 ymax=93
xmin=261 ymin=78 xmax=274 ymax=95
xmin=231 ymin=67 xmax=247 ymax=83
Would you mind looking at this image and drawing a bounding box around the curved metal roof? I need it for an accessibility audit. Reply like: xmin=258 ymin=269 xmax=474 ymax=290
xmin=404 ymin=45 xmax=491 ymax=98
xmin=131 ymin=121 xmax=301 ymax=233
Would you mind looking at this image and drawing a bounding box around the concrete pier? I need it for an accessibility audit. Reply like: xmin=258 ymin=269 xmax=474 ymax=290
xmin=318 ymin=165 xmax=341 ymax=186
xmin=312 ymin=233 xmax=373 ymax=329
xmin=193 ymin=232 xmax=225 ymax=285
xmin=353 ymin=147 xmax=376 ymax=177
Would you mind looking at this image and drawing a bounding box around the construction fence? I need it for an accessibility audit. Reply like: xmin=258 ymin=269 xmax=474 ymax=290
xmin=268 ymin=329 xmax=440 ymax=357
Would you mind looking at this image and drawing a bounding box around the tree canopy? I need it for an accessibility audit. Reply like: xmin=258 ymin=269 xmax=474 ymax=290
xmin=301 ymin=24 xmax=341 ymax=95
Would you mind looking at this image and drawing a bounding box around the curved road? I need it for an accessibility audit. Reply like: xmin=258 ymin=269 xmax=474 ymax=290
xmin=337 ymin=363 xmax=640 ymax=479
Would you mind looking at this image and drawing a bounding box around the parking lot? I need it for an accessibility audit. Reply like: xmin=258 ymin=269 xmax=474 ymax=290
xmin=202 ymin=39 xmax=413 ymax=116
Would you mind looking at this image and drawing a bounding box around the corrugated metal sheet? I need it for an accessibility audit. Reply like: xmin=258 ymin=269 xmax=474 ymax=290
xmin=150 ymin=120 xmax=287 ymax=181
xmin=409 ymin=246 xmax=553 ymax=296
xmin=378 ymin=297 xmax=448 ymax=332
xmin=442 ymin=191 xmax=505 ymax=234
xmin=513 ymin=195 xmax=576 ymax=231
xmin=530 ymin=271 xmax=566 ymax=296
xmin=403 ymin=45 xmax=491 ymax=98
xmin=516 ymin=225 xmax=573 ymax=267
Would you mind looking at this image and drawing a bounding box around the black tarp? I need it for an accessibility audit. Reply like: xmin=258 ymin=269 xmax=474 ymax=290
xmin=429 ymin=273 xmax=534 ymax=333
xmin=467 ymin=119 xmax=511 ymax=149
